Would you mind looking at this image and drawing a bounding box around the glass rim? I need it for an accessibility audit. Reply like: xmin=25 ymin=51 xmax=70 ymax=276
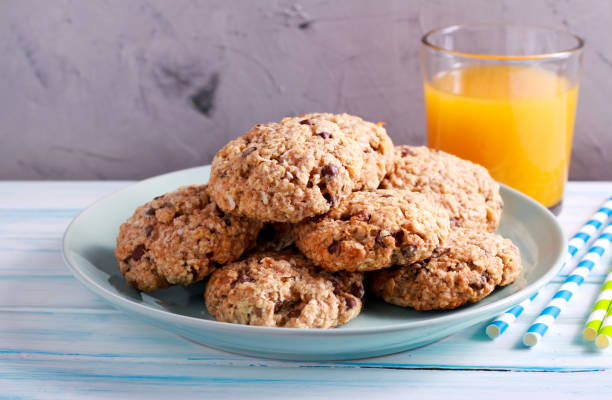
xmin=421 ymin=24 xmax=584 ymax=60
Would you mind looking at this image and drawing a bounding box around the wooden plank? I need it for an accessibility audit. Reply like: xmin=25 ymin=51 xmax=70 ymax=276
xmin=0 ymin=182 xmax=129 ymax=209
xmin=0 ymin=251 xmax=71 ymax=276
xmin=0 ymin=276 xmax=112 ymax=309
xmin=0 ymin=360 xmax=610 ymax=400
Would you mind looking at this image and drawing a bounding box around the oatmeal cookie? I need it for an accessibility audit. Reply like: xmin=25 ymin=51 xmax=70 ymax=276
xmin=369 ymin=229 xmax=523 ymax=310
xmin=380 ymin=146 xmax=503 ymax=232
xmin=208 ymin=117 xmax=365 ymax=223
xmin=295 ymin=113 xmax=394 ymax=190
xmin=115 ymin=185 xmax=262 ymax=292
xmin=205 ymin=251 xmax=364 ymax=328
xmin=294 ymin=189 xmax=451 ymax=272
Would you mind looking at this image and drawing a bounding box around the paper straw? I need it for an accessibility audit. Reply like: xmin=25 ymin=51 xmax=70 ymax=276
xmin=595 ymin=304 xmax=612 ymax=349
xmin=523 ymin=223 xmax=612 ymax=347
xmin=486 ymin=293 xmax=538 ymax=339
xmin=567 ymin=196 xmax=612 ymax=257
xmin=486 ymin=196 xmax=612 ymax=339
xmin=583 ymin=267 xmax=612 ymax=341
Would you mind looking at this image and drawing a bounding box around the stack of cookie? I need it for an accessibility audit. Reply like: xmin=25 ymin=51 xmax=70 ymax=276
xmin=115 ymin=113 xmax=523 ymax=329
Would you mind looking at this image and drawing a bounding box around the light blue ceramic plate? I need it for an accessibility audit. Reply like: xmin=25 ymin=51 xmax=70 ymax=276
xmin=62 ymin=165 xmax=565 ymax=361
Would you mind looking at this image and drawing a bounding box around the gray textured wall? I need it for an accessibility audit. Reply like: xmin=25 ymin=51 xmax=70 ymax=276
xmin=1 ymin=0 xmax=611 ymax=180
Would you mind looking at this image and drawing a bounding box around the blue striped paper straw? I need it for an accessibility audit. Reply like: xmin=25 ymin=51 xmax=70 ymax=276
xmin=486 ymin=195 xmax=612 ymax=339
xmin=486 ymin=293 xmax=538 ymax=339
xmin=523 ymin=223 xmax=612 ymax=347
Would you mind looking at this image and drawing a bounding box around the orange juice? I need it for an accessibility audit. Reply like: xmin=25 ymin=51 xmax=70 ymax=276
xmin=425 ymin=65 xmax=578 ymax=208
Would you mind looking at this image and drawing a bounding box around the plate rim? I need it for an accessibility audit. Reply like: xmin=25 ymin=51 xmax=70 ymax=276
xmin=62 ymin=165 xmax=566 ymax=336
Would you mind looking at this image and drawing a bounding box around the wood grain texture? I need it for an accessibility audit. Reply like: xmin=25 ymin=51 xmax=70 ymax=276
xmin=1 ymin=0 xmax=611 ymax=180
xmin=1 ymin=181 xmax=612 ymax=398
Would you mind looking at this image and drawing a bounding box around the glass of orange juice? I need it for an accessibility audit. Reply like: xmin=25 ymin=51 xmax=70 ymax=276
xmin=422 ymin=25 xmax=583 ymax=214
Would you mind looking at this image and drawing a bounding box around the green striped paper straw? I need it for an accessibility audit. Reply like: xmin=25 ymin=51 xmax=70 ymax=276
xmin=595 ymin=303 xmax=612 ymax=349
xmin=583 ymin=267 xmax=612 ymax=341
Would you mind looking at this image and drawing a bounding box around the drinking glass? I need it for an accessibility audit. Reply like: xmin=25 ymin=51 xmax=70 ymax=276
xmin=422 ymin=24 xmax=584 ymax=214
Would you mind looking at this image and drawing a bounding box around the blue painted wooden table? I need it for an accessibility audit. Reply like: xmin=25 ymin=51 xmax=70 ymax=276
xmin=2 ymin=181 xmax=611 ymax=399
